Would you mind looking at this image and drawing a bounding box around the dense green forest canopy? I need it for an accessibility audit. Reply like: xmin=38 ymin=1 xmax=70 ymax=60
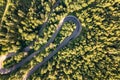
xmin=0 ymin=0 xmax=120 ymax=80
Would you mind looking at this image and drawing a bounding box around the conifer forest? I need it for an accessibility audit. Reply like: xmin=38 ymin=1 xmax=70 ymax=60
xmin=0 ymin=0 xmax=120 ymax=80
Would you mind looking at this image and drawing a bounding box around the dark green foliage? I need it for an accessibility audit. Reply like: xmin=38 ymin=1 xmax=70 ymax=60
xmin=0 ymin=0 xmax=120 ymax=80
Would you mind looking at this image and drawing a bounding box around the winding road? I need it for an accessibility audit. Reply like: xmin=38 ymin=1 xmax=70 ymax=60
xmin=0 ymin=1 xmax=82 ymax=80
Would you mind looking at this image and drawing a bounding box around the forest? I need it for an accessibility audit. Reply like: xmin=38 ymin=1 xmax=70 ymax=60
xmin=0 ymin=0 xmax=120 ymax=80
